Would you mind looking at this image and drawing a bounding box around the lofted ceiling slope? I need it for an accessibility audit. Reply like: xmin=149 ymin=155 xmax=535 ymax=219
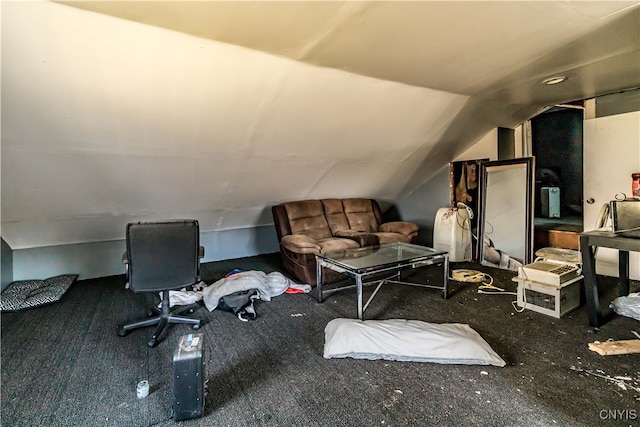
xmin=61 ymin=1 xmax=640 ymax=99
xmin=1 ymin=1 xmax=639 ymax=250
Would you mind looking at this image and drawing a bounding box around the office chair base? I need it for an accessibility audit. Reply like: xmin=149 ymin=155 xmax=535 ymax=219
xmin=147 ymin=305 xmax=197 ymax=318
xmin=119 ymin=299 xmax=202 ymax=347
xmin=119 ymin=314 xmax=201 ymax=347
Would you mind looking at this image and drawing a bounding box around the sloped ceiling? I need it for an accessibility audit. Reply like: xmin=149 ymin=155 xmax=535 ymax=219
xmin=2 ymin=1 xmax=639 ymax=249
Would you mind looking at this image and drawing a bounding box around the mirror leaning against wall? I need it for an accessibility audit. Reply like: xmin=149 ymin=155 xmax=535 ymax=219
xmin=477 ymin=157 xmax=535 ymax=270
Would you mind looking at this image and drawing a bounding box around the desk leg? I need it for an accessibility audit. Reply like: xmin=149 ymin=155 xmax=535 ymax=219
xmin=619 ymin=250 xmax=630 ymax=297
xmin=316 ymin=260 xmax=324 ymax=303
xmin=580 ymin=234 xmax=603 ymax=327
xmin=356 ymin=275 xmax=364 ymax=320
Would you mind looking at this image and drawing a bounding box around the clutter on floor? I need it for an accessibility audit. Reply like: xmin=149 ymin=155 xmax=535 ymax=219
xmin=217 ymin=289 xmax=260 ymax=321
xmin=481 ymin=236 xmax=523 ymax=271
xmin=588 ymin=339 xmax=640 ymax=356
xmin=202 ymin=270 xmax=295 ymax=311
xmin=285 ymin=283 xmax=312 ymax=294
xmin=167 ymin=281 xmax=208 ymax=307
xmin=0 ymin=274 xmax=78 ymax=312
xmin=570 ymin=366 xmax=640 ymax=393
xmin=610 ymin=292 xmax=640 ymax=321
xmin=323 ymin=318 xmax=506 ymax=367
xmin=449 ymin=269 xmax=507 ymax=294
xmin=513 ymin=248 xmax=583 ymax=318
xmin=163 ymin=270 xmax=304 ymax=321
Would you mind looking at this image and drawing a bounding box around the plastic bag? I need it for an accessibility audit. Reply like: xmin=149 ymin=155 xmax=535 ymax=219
xmin=610 ymin=292 xmax=640 ymax=321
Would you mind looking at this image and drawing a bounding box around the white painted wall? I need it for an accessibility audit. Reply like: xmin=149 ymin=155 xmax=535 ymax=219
xmin=10 ymin=226 xmax=279 ymax=281
xmin=1 ymin=2 xmax=469 ymax=280
xmin=583 ymin=111 xmax=640 ymax=280
xmin=1 ymin=2 xmax=469 ymax=253
xmin=396 ymin=128 xmax=497 ymax=247
xmin=2 ymin=1 xmax=634 ymax=282
xmin=456 ymin=129 xmax=498 ymax=162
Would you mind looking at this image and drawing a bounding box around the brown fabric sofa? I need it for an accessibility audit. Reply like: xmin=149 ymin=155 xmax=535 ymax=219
xmin=272 ymin=198 xmax=419 ymax=285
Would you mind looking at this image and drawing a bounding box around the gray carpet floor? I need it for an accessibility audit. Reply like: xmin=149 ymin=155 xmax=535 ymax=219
xmin=2 ymin=253 xmax=639 ymax=427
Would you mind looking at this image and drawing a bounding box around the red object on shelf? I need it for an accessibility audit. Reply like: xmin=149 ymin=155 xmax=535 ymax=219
xmin=632 ymin=173 xmax=640 ymax=197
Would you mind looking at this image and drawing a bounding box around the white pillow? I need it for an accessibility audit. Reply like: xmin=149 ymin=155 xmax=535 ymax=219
xmin=324 ymin=318 xmax=506 ymax=367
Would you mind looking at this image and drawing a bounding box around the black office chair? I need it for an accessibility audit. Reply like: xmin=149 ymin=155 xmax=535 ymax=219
xmin=118 ymin=219 xmax=204 ymax=348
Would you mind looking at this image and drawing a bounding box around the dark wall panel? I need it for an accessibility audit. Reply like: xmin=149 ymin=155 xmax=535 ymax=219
xmin=1 ymin=238 xmax=13 ymax=291
xmin=531 ymin=109 xmax=583 ymax=217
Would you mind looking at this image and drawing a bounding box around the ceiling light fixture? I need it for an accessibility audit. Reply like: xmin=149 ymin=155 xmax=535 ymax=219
xmin=542 ymin=76 xmax=567 ymax=85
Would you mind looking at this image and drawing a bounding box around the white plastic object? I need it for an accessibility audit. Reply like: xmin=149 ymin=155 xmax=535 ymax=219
xmin=433 ymin=206 xmax=472 ymax=262
xmin=136 ymin=380 xmax=149 ymax=399
xmin=610 ymin=293 xmax=640 ymax=321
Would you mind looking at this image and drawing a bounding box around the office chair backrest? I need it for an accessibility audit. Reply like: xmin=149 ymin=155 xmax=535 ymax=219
xmin=126 ymin=220 xmax=200 ymax=293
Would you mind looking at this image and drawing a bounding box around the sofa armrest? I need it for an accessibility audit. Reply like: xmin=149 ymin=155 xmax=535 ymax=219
xmin=334 ymin=230 xmax=379 ymax=247
xmin=379 ymin=221 xmax=419 ymax=236
xmin=281 ymin=234 xmax=322 ymax=254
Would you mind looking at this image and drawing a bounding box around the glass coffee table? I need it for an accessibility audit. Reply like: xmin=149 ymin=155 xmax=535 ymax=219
xmin=315 ymin=242 xmax=449 ymax=319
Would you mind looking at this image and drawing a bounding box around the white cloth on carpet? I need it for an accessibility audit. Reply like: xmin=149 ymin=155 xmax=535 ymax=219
xmin=201 ymin=271 xmax=293 ymax=311
xmin=163 ymin=281 xmax=206 ymax=308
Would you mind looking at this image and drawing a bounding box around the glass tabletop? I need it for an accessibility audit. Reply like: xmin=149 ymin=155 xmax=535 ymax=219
xmin=317 ymin=242 xmax=447 ymax=274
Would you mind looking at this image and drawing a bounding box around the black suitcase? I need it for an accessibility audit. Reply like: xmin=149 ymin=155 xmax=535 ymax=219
xmin=172 ymin=333 xmax=205 ymax=421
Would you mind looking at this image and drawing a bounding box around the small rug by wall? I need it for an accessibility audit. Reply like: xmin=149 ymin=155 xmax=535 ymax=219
xmin=1 ymin=274 xmax=78 ymax=312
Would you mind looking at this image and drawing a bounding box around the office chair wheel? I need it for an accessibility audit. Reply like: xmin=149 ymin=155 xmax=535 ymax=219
xmin=147 ymin=338 xmax=158 ymax=348
xmin=118 ymin=329 xmax=129 ymax=337
xmin=192 ymin=324 xmax=200 ymax=330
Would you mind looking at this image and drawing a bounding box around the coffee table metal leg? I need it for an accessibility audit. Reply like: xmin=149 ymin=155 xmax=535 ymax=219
xmin=316 ymin=259 xmax=324 ymax=303
xmin=356 ymin=275 xmax=364 ymax=320
xmin=443 ymin=254 xmax=449 ymax=299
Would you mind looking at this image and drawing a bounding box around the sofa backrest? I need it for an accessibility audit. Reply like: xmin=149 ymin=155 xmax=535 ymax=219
xmin=322 ymin=199 xmax=351 ymax=235
xmin=342 ymin=198 xmax=380 ymax=232
xmin=283 ymin=200 xmax=333 ymax=240
xmin=272 ymin=198 xmax=387 ymax=240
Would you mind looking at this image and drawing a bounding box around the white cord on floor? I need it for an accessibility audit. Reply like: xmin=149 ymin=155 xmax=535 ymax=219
xmin=450 ymin=269 xmax=516 ymax=295
xmin=511 ymin=299 xmax=527 ymax=313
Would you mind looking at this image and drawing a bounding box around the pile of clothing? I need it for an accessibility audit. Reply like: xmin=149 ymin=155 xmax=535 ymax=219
xmin=166 ymin=271 xmax=311 ymax=321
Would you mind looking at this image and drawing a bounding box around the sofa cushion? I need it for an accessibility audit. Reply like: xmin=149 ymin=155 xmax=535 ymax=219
xmin=343 ymin=198 xmax=378 ymax=232
xmin=280 ymin=234 xmax=359 ymax=255
xmin=334 ymin=230 xmax=380 ymax=247
xmin=285 ymin=200 xmax=333 ymax=240
xmin=379 ymin=221 xmax=419 ymax=236
xmin=317 ymin=237 xmax=360 ymax=253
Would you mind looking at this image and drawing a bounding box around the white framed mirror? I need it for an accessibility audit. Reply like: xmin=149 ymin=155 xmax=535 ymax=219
xmin=477 ymin=158 xmax=535 ymax=270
